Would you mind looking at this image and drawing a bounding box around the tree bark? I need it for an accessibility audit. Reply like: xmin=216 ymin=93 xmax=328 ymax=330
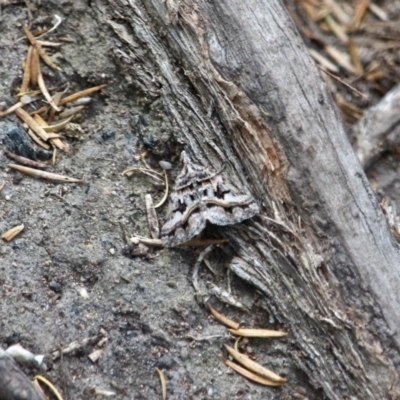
xmin=94 ymin=0 xmax=400 ymax=398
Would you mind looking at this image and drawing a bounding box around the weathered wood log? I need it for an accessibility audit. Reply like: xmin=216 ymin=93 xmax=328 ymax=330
xmin=95 ymin=0 xmax=400 ymax=397
xmin=354 ymin=83 xmax=400 ymax=167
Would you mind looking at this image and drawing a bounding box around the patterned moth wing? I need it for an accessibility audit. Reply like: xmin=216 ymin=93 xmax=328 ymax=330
xmin=161 ymin=151 xmax=259 ymax=247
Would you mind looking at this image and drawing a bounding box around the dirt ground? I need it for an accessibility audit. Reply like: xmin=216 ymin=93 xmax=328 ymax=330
xmin=1 ymin=1 xmax=400 ymax=400
xmin=0 ymin=2 xmax=293 ymax=399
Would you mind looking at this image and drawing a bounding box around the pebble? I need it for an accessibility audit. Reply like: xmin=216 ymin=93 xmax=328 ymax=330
xmin=49 ymin=281 xmax=62 ymax=293
xmin=79 ymin=287 xmax=89 ymax=299
xmin=159 ymin=160 xmax=172 ymax=170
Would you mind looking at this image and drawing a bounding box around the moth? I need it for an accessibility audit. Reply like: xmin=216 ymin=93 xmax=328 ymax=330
xmin=161 ymin=151 xmax=260 ymax=247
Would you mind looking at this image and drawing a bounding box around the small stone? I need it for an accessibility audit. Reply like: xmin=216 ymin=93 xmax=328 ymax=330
xmin=79 ymin=287 xmax=89 ymax=299
xmin=159 ymin=160 xmax=172 ymax=170
xmin=20 ymin=95 xmax=32 ymax=104
xmin=49 ymin=281 xmax=62 ymax=293
xmin=109 ymin=248 xmax=116 ymax=255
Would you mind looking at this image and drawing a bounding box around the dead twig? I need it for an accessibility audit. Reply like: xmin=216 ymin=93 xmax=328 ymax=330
xmin=4 ymin=150 xmax=49 ymax=169
xmin=8 ymin=164 xmax=83 ymax=183
xmin=50 ymin=335 xmax=102 ymax=360
xmin=318 ymin=66 xmax=368 ymax=99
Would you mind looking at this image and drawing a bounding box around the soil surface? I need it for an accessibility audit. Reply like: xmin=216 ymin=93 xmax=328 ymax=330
xmin=0 ymin=2 xmax=290 ymax=399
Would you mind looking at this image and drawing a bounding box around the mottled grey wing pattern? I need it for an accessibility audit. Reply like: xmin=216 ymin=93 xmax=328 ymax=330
xmin=161 ymin=151 xmax=259 ymax=247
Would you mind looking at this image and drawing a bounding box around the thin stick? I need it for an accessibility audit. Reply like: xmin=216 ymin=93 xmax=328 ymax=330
xmin=4 ymin=150 xmax=49 ymax=169
xmin=8 ymin=164 xmax=83 ymax=182
xmin=59 ymin=84 xmax=107 ymax=106
xmin=0 ymin=102 xmax=23 ymax=118
xmin=318 ymin=66 xmax=368 ymax=99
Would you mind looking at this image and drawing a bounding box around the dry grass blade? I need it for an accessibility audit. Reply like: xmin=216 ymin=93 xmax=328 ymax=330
xmin=20 ymin=45 xmax=33 ymax=93
xmin=59 ymin=84 xmax=107 ymax=106
xmin=15 ymin=107 xmax=50 ymax=141
xmin=368 ymin=3 xmax=388 ymax=21
xmin=20 ymin=20 xmax=62 ymax=71
xmin=145 ymin=194 xmax=160 ymax=239
xmin=0 ymin=181 xmax=5 ymax=193
xmin=223 ymin=359 xmax=284 ymax=387
xmin=155 ymin=368 xmax=167 ymax=400
xmin=224 ymin=345 xmax=286 ymax=383
xmin=34 ymin=114 xmax=68 ymax=151
xmin=8 ymin=164 xmax=83 ymax=182
xmin=348 ymin=38 xmax=363 ymax=75
xmin=349 ymin=0 xmax=370 ymax=31
xmin=2 ymin=224 xmax=24 ymax=242
xmin=30 ymin=45 xmax=39 ymax=88
xmin=34 ymin=375 xmax=64 ymax=400
xmin=48 ymin=91 xmax=63 ymax=122
xmin=26 ymin=128 xmax=50 ymax=149
xmin=309 ymin=48 xmax=340 ymax=72
xmin=122 ymin=166 xmax=164 ymax=181
xmin=323 ymin=0 xmax=351 ymax=25
xmin=42 ymin=116 xmax=73 ymax=132
xmin=207 ymin=304 xmax=240 ymax=330
xmin=58 ymin=105 xmax=85 ymax=119
xmin=228 ymin=328 xmax=287 ymax=338
xmin=0 ymin=102 xmax=23 ymax=118
xmin=324 ymin=14 xmax=348 ymax=43
xmin=324 ymin=45 xmax=358 ymax=74
xmin=37 ymin=61 xmax=60 ymax=111
xmin=155 ymin=170 xmax=169 ymax=208
xmin=334 ymin=94 xmax=363 ymax=122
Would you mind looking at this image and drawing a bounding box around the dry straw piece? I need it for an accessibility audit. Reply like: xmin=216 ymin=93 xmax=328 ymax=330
xmin=224 ymin=345 xmax=286 ymax=383
xmin=8 ymin=164 xmax=83 ymax=183
xmin=2 ymin=224 xmax=24 ymax=242
xmin=155 ymin=368 xmax=167 ymax=400
xmin=34 ymin=375 xmax=64 ymax=400
xmin=207 ymin=304 xmax=240 ymax=330
xmin=228 ymin=328 xmax=287 ymax=338
xmin=15 ymin=107 xmax=50 ymax=141
xmin=223 ymin=358 xmax=284 ymax=387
